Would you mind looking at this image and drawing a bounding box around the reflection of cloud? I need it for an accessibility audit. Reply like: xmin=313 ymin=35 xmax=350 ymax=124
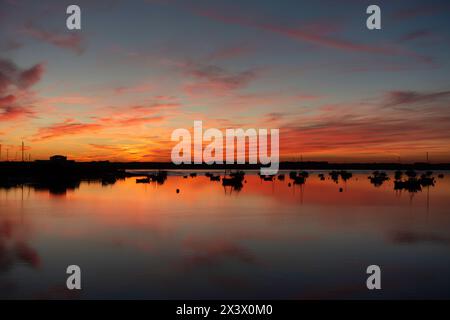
xmin=14 ymin=242 xmax=40 ymax=267
xmin=0 ymin=220 xmax=40 ymax=273
xmin=32 ymin=284 xmax=81 ymax=299
xmin=182 ymin=237 xmax=256 ymax=268
xmin=390 ymin=231 xmax=450 ymax=246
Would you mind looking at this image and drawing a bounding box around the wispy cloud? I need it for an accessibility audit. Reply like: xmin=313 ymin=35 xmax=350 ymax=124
xmin=181 ymin=61 xmax=260 ymax=96
xmin=0 ymin=58 xmax=45 ymax=92
xmin=392 ymin=3 xmax=450 ymax=20
xmin=207 ymin=43 xmax=255 ymax=61
xmin=398 ymin=29 xmax=435 ymax=43
xmin=32 ymin=119 xmax=103 ymax=141
xmin=32 ymin=100 xmax=175 ymax=141
xmin=22 ymin=23 xmax=85 ymax=54
xmin=184 ymin=4 xmax=432 ymax=63
xmin=389 ymin=231 xmax=450 ymax=246
xmin=383 ymin=90 xmax=450 ymax=108
xmin=114 ymin=83 xmax=153 ymax=95
xmin=1 ymin=39 xmax=23 ymax=51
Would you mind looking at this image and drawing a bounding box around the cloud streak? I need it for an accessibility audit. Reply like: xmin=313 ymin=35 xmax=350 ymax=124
xmin=383 ymin=90 xmax=450 ymax=108
xmin=32 ymin=119 xmax=103 ymax=141
xmin=181 ymin=61 xmax=260 ymax=96
xmin=185 ymin=4 xmax=432 ymax=62
xmin=22 ymin=23 xmax=85 ymax=54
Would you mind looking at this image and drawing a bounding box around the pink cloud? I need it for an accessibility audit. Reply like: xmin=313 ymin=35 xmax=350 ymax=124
xmin=0 ymin=105 xmax=34 ymax=121
xmin=0 ymin=94 xmax=16 ymax=106
xmin=98 ymin=115 xmax=167 ymax=127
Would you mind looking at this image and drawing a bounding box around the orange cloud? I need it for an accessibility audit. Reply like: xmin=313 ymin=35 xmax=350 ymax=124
xmin=32 ymin=119 xmax=103 ymax=141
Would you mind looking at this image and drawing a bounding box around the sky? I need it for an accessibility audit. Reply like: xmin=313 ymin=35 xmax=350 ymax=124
xmin=1 ymin=0 xmax=450 ymax=162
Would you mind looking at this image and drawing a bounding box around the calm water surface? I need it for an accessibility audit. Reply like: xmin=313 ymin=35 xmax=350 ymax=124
xmin=1 ymin=171 xmax=450 ymax=299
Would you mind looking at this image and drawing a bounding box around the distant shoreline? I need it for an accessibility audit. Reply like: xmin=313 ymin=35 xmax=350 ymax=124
xmin=2 ymin=160 xmax=450 ymax=171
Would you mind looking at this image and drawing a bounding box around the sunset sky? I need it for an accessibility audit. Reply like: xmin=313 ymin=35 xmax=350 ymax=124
xmin=1 ymin=0 xmax=450 ymax=162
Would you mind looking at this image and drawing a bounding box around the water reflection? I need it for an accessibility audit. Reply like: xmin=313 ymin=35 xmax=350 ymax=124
xmin=0 ymin=171 xmax=449 ymax=299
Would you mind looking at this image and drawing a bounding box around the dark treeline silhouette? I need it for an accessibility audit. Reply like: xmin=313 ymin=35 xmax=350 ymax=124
xmin=2 ymin=160 xmax=450 ymax=176
xmin=99 ymin=161 xmax=450 ymax=171
xmin=0 ymin=159 xmax=129 ymax=193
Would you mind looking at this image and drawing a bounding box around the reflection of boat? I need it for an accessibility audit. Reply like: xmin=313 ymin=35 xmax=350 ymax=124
xmin=222 ymin=171 xmax=245 ymax=191
xmin=328 ymin=170 xmax=352 ymax=182
xmin=102 ymin=175 xmax=117 ymax=186
xmin=289 ymin=171 xmax=309 ymax=184
xmin=277 ymin=174 xmax=285 ymax=181
xmin=293 ymin=176 xmax=305 ymax=185
xmin=209 ymin=175 xmax=221 ymax=181
xmin=289 ymin=171 xmax=297 ymax=179
xmin=204 ymin=171 xmax=220 ymax=181
xmin=405 ymin=169 xmax=417 ymax=178
xmin=136 ymin=177 xmax=150 ymax=183
xmin=339 ymin=170 xmax=352 ymax=181
xmin=329 ymin=171 xmax=340 ymax=183
xmin=148 ymin=171 xmax=168 ymax=184
xmin=395 ymin=170 xmax=403 ymax=180
xmin=222 ymin=177 xmax=238 ymax=185
xmin=368 ymin=171 xmax=389 ymax=187
xmin=394 ymin=176 xmax=435 ymax=192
